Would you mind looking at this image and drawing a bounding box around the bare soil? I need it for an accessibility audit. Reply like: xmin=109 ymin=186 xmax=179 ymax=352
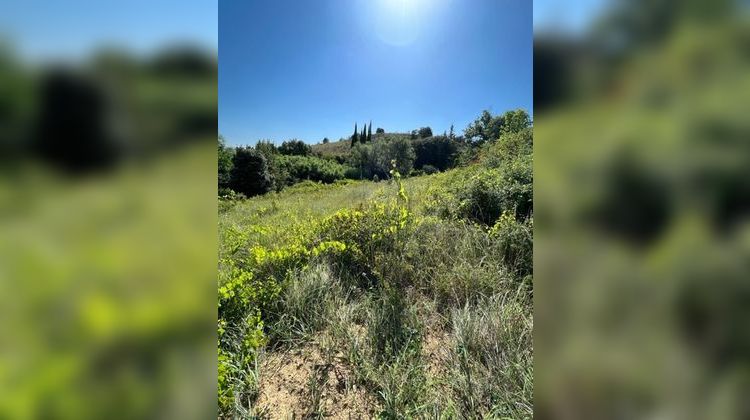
xmin=256 ymin=345 xmax=377 ymax=419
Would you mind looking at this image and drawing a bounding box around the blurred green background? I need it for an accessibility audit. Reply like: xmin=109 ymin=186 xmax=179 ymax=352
xmin=0 ymin=2 xmax=217 ymax=418
xmin=535 ymin=0 xmax=750 ymax=418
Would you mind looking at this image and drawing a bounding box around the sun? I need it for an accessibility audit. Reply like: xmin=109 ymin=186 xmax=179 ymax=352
xmin=381 ymin=0 xmax=423 ymax=17
xmin=373 ymin=0 xmax=427 ymax=46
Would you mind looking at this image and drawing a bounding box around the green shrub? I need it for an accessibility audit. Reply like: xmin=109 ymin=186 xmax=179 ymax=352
xmin=490 ymin=211 xmax=533 ymax=279
xmin=275 ymin=154 xmax=349 ymax=185
xmin=229 ymin=147 xmax=273 ymax=197
xmin=413 ymin=136 xmax=458 ymax=171
xmin=481 ymin=127 xmax=533 ymax=168
xmin=422 ymin=164 xmax=439 ymax=175
xmin=350 ymin=136 xmax=415 ymax=179
xmin=278 ymin=139 xmax=312 ymax=156
xmin=455 ymin=156 xmax=532 ymax=225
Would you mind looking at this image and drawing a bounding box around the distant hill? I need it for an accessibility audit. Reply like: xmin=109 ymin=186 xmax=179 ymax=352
xmin=311 ymin=132 xmax=412 ymax=161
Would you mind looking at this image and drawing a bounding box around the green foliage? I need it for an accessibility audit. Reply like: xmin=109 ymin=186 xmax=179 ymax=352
xmin=501 ymin=109 xmax=533 ymax=135
xmin=430 ymin=159 xmax=532 ymax=226
xmin=376 ymin=127 xmax=385 ymax=134
xmin=230 ymin=146 xmax=273 ymax=197
xmin=218 ymin=108 xmax=534 ymax=418
xmin=422 ymin=164 xmax=439 ymax=175
xmin=410 ymin=126 xmax=433 ymax=139
xmin=254 ymin=139 xmax=278 ymax=158
xmin=218 ymin=135 xmax=234 ymax=190
xmin=278 ymin=139 xmax=311 ymax=156
xmin=269 ymin=264 xmax=343 ymax=343
xmin=429 ymin=127 xmax=533 ymax=225
xmin=460 ymin=159 xmax=532 ymax=224
xmin=412 ymin=135 xmax=459 ymax=171
xmin=491 ymin=211 xmax=533 ymax=279
xmin=351 ymin=122 xmax=358 ymax=148
xmin=481 ymin=127 xmax=533 ymax=167
xmin=350 ymin=135 xmax=416 ymax=179
xmin=448 ymin=296 xmax=532 ymax=419
xmin=274 ymin=154 xmax=350 ymax=186
xmin=464 ymin=109 xmax=531 ymax=144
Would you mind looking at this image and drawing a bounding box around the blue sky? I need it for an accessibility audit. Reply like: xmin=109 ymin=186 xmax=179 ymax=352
xmin=220 ymin=0 xmax=532 ymax=146
xmin=534 ymin=0 xmax=610 ymax=34
xmin=0 ymin=0 xmax=217 ymax=62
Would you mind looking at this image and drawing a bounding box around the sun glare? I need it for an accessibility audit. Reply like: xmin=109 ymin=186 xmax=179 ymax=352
xmin=373 ymin=0 xmax=430 ymax=46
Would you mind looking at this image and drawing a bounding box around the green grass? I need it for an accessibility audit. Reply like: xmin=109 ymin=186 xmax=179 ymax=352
xmin=218 ymin=146 xmax=532 ymax=418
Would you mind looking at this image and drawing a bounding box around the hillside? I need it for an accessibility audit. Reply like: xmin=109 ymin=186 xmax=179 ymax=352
xmin=218 ymin=126 xmax=533 ymax=418
xmin=310 ymin=132 xmax=412 ymax=161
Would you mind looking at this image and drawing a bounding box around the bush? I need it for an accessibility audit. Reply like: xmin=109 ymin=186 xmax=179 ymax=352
xmin=230 ymin=147 xmax=273 ymax=197
xmin=275 ymin=154 xmax=348 ymax=185
xmin=350 ymin=136 xmax=415 ymax=180
xmin=412 ymin=136 xmax=458 ymax=171
xmin=481 ymin=128 xmax=533 ymax=168
xmin=457 ymin=158 xmax=532 ymax=225
xmin=219 ymin=188 xmax=246 ymax=201
xmin=219 ymin=136 xmax=234 ymax=190
xmin=490 ymin=211 xmax=533 ymax=279
xmin=427 ymin=154 xmax=532 ymax=226
xmin=278 ymin=139 xmax=311 ymax=156
xmin=255 ymin=140 xmax=278 ymax=158
xmin=464 ymin=109 xmax=531 ymax=144
xmin=422 ymin=164 xmax=439 ymax=175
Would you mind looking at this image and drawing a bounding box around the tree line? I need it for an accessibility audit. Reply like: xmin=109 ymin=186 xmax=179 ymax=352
xmin=219 ymin=109 xmax=531 ymax=198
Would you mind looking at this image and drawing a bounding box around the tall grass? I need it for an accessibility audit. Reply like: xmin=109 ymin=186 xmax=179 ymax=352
xmin=448 ymin=295 xmax=533 ymax=418
xmin=219 ymin=138 xmax=533 ymax=418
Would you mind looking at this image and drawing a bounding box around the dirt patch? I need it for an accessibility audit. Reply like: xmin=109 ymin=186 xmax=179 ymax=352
xmin=256 ymin=344 xmax=377 ymax=419
xmin=422 ymin=327 xmax=451 ymax=379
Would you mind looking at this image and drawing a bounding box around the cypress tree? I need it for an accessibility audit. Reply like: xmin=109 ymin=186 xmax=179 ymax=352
xmin=367 ymin=121 xmax=372 ymax=143
xmin=360 ymin=124 xmax=366 ymax=144
xmin=351 ymin=122 xmax=358 ymax=148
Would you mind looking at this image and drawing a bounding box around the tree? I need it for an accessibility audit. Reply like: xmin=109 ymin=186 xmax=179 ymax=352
xmin=465 ymin=109 xmax=532 ymax=143
xmin=218 ymin=135 xmax=234 ymax=191
xmin=230 ymin=146 xmax=273 ymax=197
xmin=350 ymin=136 xmax=415 ymax=180
xmin=351 ymin=122 xmax=358 ymax=148
xmin=412 ymin=135 xmax=458 ymax=171
xmin=464 ymin=110 xmax=496 ymax=143
xmin=360 ymin=124 xmax=366 ymax=144
xmin=367 ymin=121 xmax=372 ymax=143
xmin=278 ymin=139 xmax=311 ymax=156
xmin=255 ymin=140 xmax=277 ymax=158
xmin=449 ymin=124 xmax=455 ymax=139
xmin=376 ymin=127 xmax=385 ymax=134
xmin=418 ymin=126 xmax=433 ymax=138
xmin=387 ymin=136 xmax=416 ymax=175
xmin=500 ymin=109 xmax=532 ymax=135
xmin=322 ymin=137 xmax=329 ymax=144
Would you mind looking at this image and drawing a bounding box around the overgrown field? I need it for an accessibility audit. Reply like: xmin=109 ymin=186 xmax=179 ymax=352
xmin=218 ymin=129 xmax=533 ymax=418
